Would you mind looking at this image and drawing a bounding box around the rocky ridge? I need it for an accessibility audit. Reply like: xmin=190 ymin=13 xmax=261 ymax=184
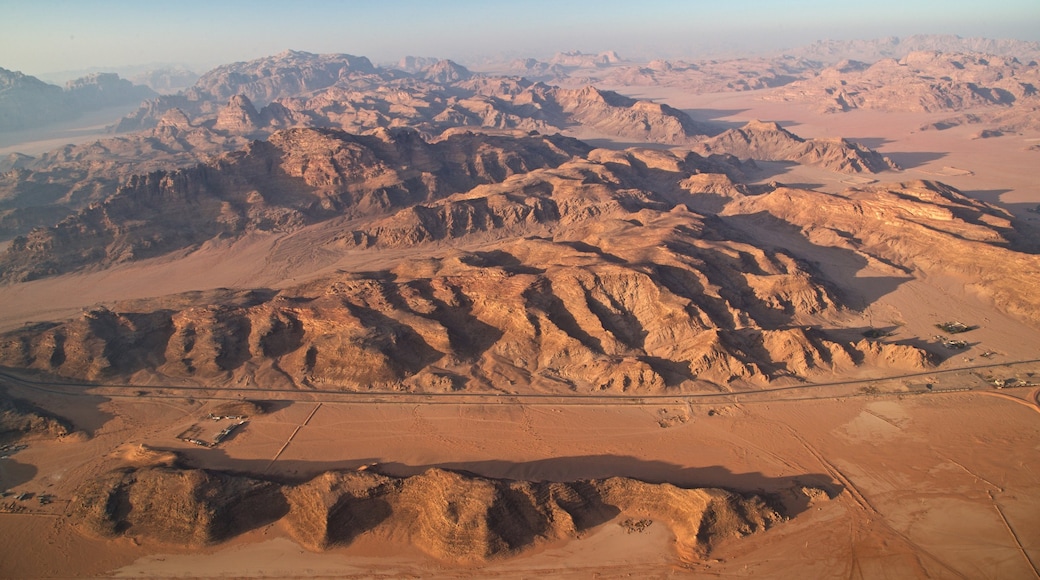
xmin=693 ymin=120 xmax=898 ymax=173
xmin=0 ymin=130 xmax=953 ymax=392
xmin=71 ymin=464 xmax=781 ymax=562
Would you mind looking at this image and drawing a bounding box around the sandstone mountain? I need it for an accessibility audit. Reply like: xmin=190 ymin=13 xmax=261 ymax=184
xmin=128 ymin=65 xmax=199 ymax=93
xmin=394 ymin=56 xmax=443 ymax=74
xmin=191 ymin=50 xmax=378 ymax=105
xmin=583 ymin=57 xmax=815 ymax=93
xmin=497 ymin=55 xmax=815 ymax=93
xmin=723 ymin=180 xmax=1040 ymax=324
xmin=0 ymin=128 xmax=588 ymax=281
xmin=0 ymin=128 xmax=964 ymax=393
xmin=2 ymin=51 xmax=1034 ymax=397
xmin=71 ymin=464 xmax=780 ymax=562
xmin=549 ymin=51 xmax=624 ymax=68
xmin=1 ymin=51 xmax=728 ymax=240
xmin=693 ymin=120 xmax=898 ymax=173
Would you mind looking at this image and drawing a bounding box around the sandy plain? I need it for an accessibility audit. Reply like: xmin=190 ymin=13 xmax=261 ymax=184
xmin=1 ymin=89 xmax=1039 ymax=578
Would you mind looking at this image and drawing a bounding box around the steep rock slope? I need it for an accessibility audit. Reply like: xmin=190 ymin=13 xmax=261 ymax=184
xmin=0 ymin=142 xmax=937 ymax=392
xmin=723 ymin=180 xmax=1040 ymax=323
xmin=0 ymin=128 xmax=588 ymax=281
xmin=71 ymin=465 xmax=781 ymax=562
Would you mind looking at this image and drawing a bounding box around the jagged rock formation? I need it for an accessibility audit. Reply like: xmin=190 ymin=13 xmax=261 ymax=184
xmin=693 ymin=120 xmax=898 ymax=173
xmin=71 ymin=465 xmax=780 ymax=562
xmin=115 ymin=50 xmax=710 ymax=142
xmin=71 ymin=466 xmax=287 ymax=546
xmin=0 ymin=130 xmax=942 ymax=392
xmin=0 ymin=128 xmax=588 ymax=280
xmin=420 ymin=59 xmax=472 ymax=83
xmin=3 ymin=51 xmax=1034 ymax=395
xmin=7 ymin=75 xmax=714 ymax=239
xmin=766 ymin=51 xmax=1040 ymax=113
xmin=0 ymin=51 xmax=720 ymax=241
xmin=213 ymin=94 xmax=263 ymax=134
xmin=723 ymin=180 xmax=1040 ymax=323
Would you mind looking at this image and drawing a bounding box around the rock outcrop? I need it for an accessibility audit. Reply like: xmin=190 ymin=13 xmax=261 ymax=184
xmin=0 ymin=128 xmax=589 ymax=281
xmin=693 ymin=120 xmax=898 ymax=173
xmin=0 ymin=389 xmax=74 ymax=441
xmin=71 ymin=465 xmax=781 ymax=562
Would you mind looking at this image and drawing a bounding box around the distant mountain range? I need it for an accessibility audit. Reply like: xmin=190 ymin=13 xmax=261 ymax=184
xmin=0 ymin=68 xmax=157 ymax=132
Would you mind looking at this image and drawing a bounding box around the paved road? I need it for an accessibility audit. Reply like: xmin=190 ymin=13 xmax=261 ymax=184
xmin=2 ymin=359 xmax=1038 ymax=407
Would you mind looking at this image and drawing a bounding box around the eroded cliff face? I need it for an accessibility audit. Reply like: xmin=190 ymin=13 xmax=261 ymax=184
xmin=0 ymin=128 xmax=588 ymax=282
xmin=0 ymin=129 xmax=954 ymax=392
xmin=71 ymin=465 xmax=781 ymax=563
xmin=3 ymin=114 xmax=1035 ymax=394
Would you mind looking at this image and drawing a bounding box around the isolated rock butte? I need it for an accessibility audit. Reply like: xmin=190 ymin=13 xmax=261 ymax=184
xmin=693 ymin=120 xmax=898 ymax=173
xmin=71 ymin=465 xmax=781 ymax=562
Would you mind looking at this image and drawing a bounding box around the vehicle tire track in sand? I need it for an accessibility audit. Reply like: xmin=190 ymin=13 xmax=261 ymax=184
xmin=771 ymin=420 xmax=968 ymax=579
xmin=975 ymin=391 xmax=1040 ymax=417
xmin=264 ymin=403 xmax=322 ymax=474
xmin=935 ymin=452 xmax=1003 ymax=491
xmin=990 ymin=491 xmax=1040 ymax=580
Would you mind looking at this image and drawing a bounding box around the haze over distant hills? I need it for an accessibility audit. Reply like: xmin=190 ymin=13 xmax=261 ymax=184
xmin=2 ymin=32 xmax=1040 ymax=577
xmin=0 ymin=68 xmax=156 ymax=132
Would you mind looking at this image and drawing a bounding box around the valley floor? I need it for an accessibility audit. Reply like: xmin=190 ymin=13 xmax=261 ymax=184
xmin=1 ymin=374 xmax=1038 ymax=578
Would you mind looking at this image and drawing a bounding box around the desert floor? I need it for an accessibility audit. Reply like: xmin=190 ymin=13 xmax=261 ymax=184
xmin=1 ymin=93 xmax=1039 ymax=578
xmin=2 ymin=376 xmax=1039 ymax=578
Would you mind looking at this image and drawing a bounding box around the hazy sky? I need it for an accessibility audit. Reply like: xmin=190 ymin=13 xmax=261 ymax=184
xmin=3 ymin=0 xmax=1039 ymax=77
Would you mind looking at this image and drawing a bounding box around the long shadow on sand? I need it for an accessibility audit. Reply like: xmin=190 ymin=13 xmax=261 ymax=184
xmin=166 ymin=448 xmax=840 ymax=519
xmin=715 ymin=212 xmax=912 ymax=311
xmin=963 ymin=189 xmax=1040 ymax=254
xmin=846 ymin=137 xmax=894 ymax=150
xmin=884 ymin=151 xmax=947 ymax=169
xmin=0 ymin=458 xmax=37 ymax=489
xmin=679 ymin=108 xmax=751 ymax=133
